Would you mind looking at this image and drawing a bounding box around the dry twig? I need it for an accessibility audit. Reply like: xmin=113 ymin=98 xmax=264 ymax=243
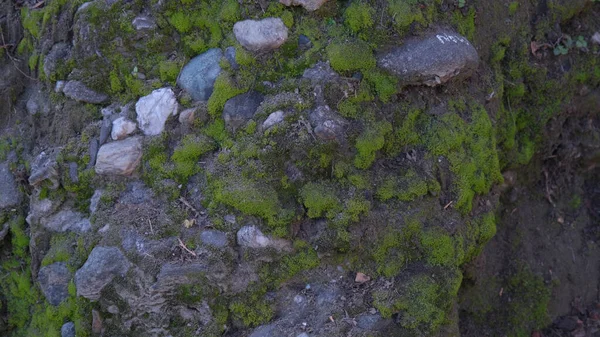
xmin=177 ymin=238 xmax=197 ymax=257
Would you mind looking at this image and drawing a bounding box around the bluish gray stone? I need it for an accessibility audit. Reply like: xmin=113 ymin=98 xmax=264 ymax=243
xmin=62 ymin=81 xmax=108 ymax=104
xmin=222 ymin=91 xmax=264 ymax=130
xmin=0 ymin=163 xmax=22 ymax=210
xmin=38 ymin=262 xmax=71 ymax=306
xmin=177 ymin=48 xmax=223 ymax=101
xmin=225 ymin=46 xmax=239 ymax=70
xmin=298 ymin=34 xmax=311 ymax=49
xmin=61 ymin=322 xmax=76 ymax=337
xmin=201 ymin=230 xmax=228 ymax=248
xmin=75 ymin=246 xmax=131 ymax=300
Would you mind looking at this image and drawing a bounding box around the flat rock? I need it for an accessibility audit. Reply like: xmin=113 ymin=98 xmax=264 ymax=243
xmin=29 ymin=150 xmax=60 ymax=189
xmin=280 ymin=0 xmax=327 ymax=11
xmin=309 ymin=105 xmax=347 ymax=141
xmin=63 ymin=80 xmax=108 ymax=104
xmin=99 ymin=118 xmax=112 ymax=145
xmin=378 ymin=30 xmax=479 ymax=87
xmin=233 ymin=18 xmax=288 ymax=52
xmin=111 ymin=117 xmax=137 ymax=140
xmin=177 ymin=48 xmax=222 ymax=101
xmin=38 ymin=262 xmax=71 ymax=306
xmin=136 ymin=88 xmax=178 ymax=136
xmin=75 ymin=246 xmax=131 ymax=300
xmin=200 ymin=230 xmax=228 ymax=248
xmin=222 ymin=91 xmax=264 ymax=130
xmin=61 ymin=322 xmax=76 ymax=337
xmin=262 ymin=110 xmax=285 ymax=130
xmin=95 ymin=136 xmax=142 ymax=175
xmin=40 ymin=209 xmax=91 ymax=232
xmin=152 ymin=262 xmax=208 ymax=292
xmin=132 ymin=15 xmax=156 ymax=30
xmin=0 ymin=163 xmax=22 ymax=210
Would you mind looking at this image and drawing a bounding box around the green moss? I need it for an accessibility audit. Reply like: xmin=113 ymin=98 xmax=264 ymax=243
xmin=508 ymin=1 xmax=519 ymax=15
xmin=207 ymin=73 xmax=248 ymax=117
xmin=300 ymin=182 xmax=342 ymax=219
xmin=326 ymin=41 xmax=375 ymax=73
xmin=421 ymin=229 xmax=457 ymax=266
xmin=21 ymin=7 xmax=43 ymax=39
xmin=171 ymin=135 xmax=216 ymax=183
xmin=264 ymin=240 xmax=321 ymax=286
xmin=159 ymin=61 xmax=181 ymax=84
xmin=387 ymin=108 xmax=422 ymax=155
xmin=354 ymin=121 xmax=392 ymax=169
xmin=364 ymin=70 xmax=398 ymax=103
xmin=219 ymin=0 xmax=240 ymax=23
xmin=376 ymin=170 xmax=430 ymax=202
xmin=372 ymin=219 xmax=422 ymax=277
xmin=109 ymin=70 xmax=123 ymax=94
xmin=281 ymin=10 xmax=294 ymax=28
xmin=168 ymin=11 xmax=192 ymax=33
xmin=387 ymin=0 xmax=427 ymax=33
xmin=505 ymin=266 xmax=551 ymax=336
xmin=10 ymin=216 xmax=29 ymax=259
xmin=452 ymin=7 xmax=476 ymax=41
xmin=344 ymin=2 xmax=374 ymax=33
xmin=63 ymin=169 xmax=95 ymax=213
xmin=229 ymin=288 xmax=273 ymax=327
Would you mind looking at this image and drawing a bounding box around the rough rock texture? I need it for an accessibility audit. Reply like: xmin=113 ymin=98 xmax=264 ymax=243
xmin=0 ymin=163 xmax=21 ymax=210
xmin=40 ymin=209 xmax=91 ymax=232
xmin=233 ymin=18 xmax=289 ymax=52
xmin=28 ymin=150 xmax=60 ymax=189
xmin=225 ymin=46 xmax=239 ymax=70
xmin=111 ymin=117 xmax=137 ymax=140
xmin=237 ymin=225 xmax=291 ymax=251
xmin=38 ymin=262 xmax=71 ymax=306
xmin=135 ymin=88 xmax=178 ymax=136
xmin=99 ymin=118 xmax=112 ymax=145
xmin=75 ymin=247 xmax=132 ymax=300
xmin=132 ymin=15 xmax=156 ymax=30
xmin=200 ymin=230 xmax=228 ymax=248
xmin=177 ymin=48 xmax=222 ymax=101
xmin=62 ymin=81 xmax=109 ymax=104
xmin=378 ymin=30 xmax=479 ymax=86
xmin=61 ymin=322 xmax=76 ymax=337
xmin=309 ymin=105 xmax=347 ymax=141
xmin=280 ymin=0 xmax=327 ymax=11
xmin=44 ymin=43 xmax=71 ymax=79
xmin=178 ymin=108 xmax=195 ymax=125
xmin=222 ymin=91 xmax=264 ymax=130
xmin=262 ymin=110 xmax=285 ymax=130
xmin=95 ymin=137 xmax=143 ymax=175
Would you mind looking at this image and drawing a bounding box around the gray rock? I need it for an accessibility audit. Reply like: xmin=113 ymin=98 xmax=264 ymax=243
xmin=0 ymin=163 xmax=22 ymax=210
xmin=135 ymin=88 xmax=178 ymax=136
xmin=89 ymin=190 xmax=103 ymax=214
xmin=44 ymin=43 xmax=71 ymax=79
xmin=75 ymin=246 xmax=131 ymax=300
xmin=95 ymin=136 xmax=143 ymax=176
xmin=262 ymin=110 xmax=285 ymax=130
xmin=63 ymin=81 xmax=108 ymax=104
xmin=356 ymin=313 xmax=382 ymax=330
xmin=87 ymin=138 xmax=99 ymax=169
xmin=298 ymin=34 xmax=312 ymax=49
xmin=309 ymin=105 xmax=347 ymax=141
xmin=111 ymin=117 xmax=136 ymax=140
xmin=29 ymin=150 xmax=60 ymax=189
xmin=225 ymin=46 xmax=239 ymax=70
xmin=280 ymin=0 xmax=327 ymax=11
xmin=99 ymin=118 xmax=112 ymax=145
xmin=233 ymin=18 xmax=289 ymax=52
xmin=200 ymin=230 xmax=228 ymax=248
xmin=55 ymin=80 xmax=66 ymax=93
xmin=68 ymin=162 xmax=79 ymax=183
xmin=178 ymin=108 xmax=196 ymax=125
xmin=61 ymin=322 xmax=76 ymax=337
xmin=119 ymin=182 xmax=154 ymax=204
xmin=378 ymin=30 xmax=479 ymax=87
xmin=152 ymin=262 xmax=208 ymax=292
xmin=177 ymin=48 xmax=222 ymax=101
xmin=26 ymin=85 xmax=51 ymax=115
xmin=132 ymin=15 xmax=156 ymax=30
xmin=302 ymin=61 xmax=339 ymax=84
xmin=222 ymin=91 xmax=264 ymax=130
xmin=297 ymin=333 xmax=309 ymax=337
xmin=26 ymin=193 xmax=56 ymax=225
xmin=38 ymin=262 xmax=71 ymax=306
xmin=237 ymin=225 xmax=270 ymax=248
xmin=40 ymin=209 xmax=91 ymax=232
xmin=249 ymin=324 xmax=276 ymax=337
xmin=592 ymin=32 xmax=600 ymax=46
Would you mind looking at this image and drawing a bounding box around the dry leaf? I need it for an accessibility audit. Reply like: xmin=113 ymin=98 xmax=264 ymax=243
xmin=183 ymin=219 xmax=196 ymax=228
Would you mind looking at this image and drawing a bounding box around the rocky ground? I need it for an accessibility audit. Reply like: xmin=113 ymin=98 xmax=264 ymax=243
xmin=0 ymin=0 xmax=599 ymax=336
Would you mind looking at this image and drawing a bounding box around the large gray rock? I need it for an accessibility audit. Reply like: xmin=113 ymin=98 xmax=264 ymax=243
xmin=75 ymin=246 xmax=131 ymax=300
xmin=378 ymin=30 xmax=479 ymax=87
xmin=95 ymin=136 xmax=142 ymax=175
xmin=0 ymin=163 xmax=21 ymax=210
xmin=280 ymin=0 xmax=327 ymax=11
xmin=38 ymin=262 xmax=71 ymax=306
xmin=44 ymin=43 xmax=71 ymax=79
xmin=135 ymin=88 xmax=178 ymax=136
xmin=222 ymin=91 xmax=264 ymax=130
xmin=40 ymin=209 xmax=91 ymax=232
xmin=233 ymin=18 xmax=289 ymax=52
xmin=309 ymin=105 xmax=347 ymax=141
xmin=63 ymin=81 xmax=108 ymax=104
xmin=177 ymin=48 xmax=222 ymax=101
xmin=61 ymin=322 xmax=76 ymax=337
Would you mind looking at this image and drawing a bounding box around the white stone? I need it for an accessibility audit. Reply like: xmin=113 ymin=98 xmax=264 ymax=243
xmin=592 ymin=32 xmax=600 ymax=46
xmin=95 ymin=137 xmax=143 ymax=175
xmin=135 ymin=88 xmax=178 ymax=136
xmin=111 ymin=117 xmax=137 ymax=140
xmin=262 ymin=110 xmax=285 ymax=129
xmin=178 ymin=108 xmax=196 ymax=125
xmin=237 ymin=226 xmax=270 ymax=248
xmin=233 ymin=18 xmax=288 ymax=52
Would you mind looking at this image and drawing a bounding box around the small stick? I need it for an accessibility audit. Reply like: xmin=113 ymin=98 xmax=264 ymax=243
xmin=179 ymin=197 xmax=199 ymax=217
xmin=148 ymin=219 xmax=154 ymax=235
xmin=444 ymin=201 xmax=453 ymax=209
xmin=178 ymin=238 xmax=197 ymax=257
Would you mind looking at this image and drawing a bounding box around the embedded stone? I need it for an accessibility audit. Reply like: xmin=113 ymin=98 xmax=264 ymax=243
xmin=135 ymin=88 xmax=178 ymax=136
xmin=75 ymin=246 xmax=131 ymax=300
xmin=177 ymin=48 xmax=222 ymax=101
xmin=38 ymin=262 xmax=71 ymax=306
xmin=222 ymin=91 xmax=264 ymax=130
xmin=111 ymin=117 xmax=137 ymax=140
xmin=233 ymin=18 xmax=288 ymax=52
xmin=95 ymin=136 xmax=143 ymax=175
xmin=62 ymin=81 xmax=108 ymax=104
xmin=0 ymin=163 xmax=22 ymax=210
xmin=280 ymin=0 xmax=328 ymax=11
